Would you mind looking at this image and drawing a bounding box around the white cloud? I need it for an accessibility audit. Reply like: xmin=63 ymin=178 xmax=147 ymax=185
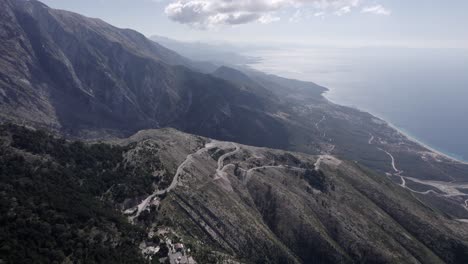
xmin=361 ymin=5 xmax=391 ymax=16
xmin=289 ymin=9 xmax=302 ymax=22
xmin=259 ymin=14 xmax=281 ymax=24
xmin=163 ymin=0 xmax=389 ymax=28
xmin=164 ymin=0 xmax=284 ymax=28
xmin=334 ymin=6 xmax=352 ymax=16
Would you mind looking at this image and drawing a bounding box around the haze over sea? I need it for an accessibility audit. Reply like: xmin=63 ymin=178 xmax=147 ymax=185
xmin=246 ymin=47 xmax=468 ymax=162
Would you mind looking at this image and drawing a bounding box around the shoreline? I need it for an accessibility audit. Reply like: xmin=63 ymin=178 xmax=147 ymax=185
xmin=244 ymin=52 xmax=468 ymax=165
xmin=323 ymin=91 xmax=468 ymax=165
xmin=386 ymin=123 xmax=468 ymax=164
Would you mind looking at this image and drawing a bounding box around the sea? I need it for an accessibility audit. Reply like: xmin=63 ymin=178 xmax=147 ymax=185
xmin=245 ymin=47 xmax=468 ymax=162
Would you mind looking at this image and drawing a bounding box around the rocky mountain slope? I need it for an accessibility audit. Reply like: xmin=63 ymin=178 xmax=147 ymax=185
xmin=0 ymin=0 xmax=288 ymax=148
xmin=1 ymin=0 xmax=468 ymax=262
xmin=2 ymin=124 xmax=468 ymax=263
xmin=208 ymin=63 xmax=468 ymax=219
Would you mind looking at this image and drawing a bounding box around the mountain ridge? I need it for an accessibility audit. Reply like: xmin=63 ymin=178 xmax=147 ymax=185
xmin=2 ymin=123 xmax=468 ymax=263
xmin=1 ymin=0 xmax=294 ymax=149
xmin=1 ymin=1 xmax=468 ymax=262
xmin=2 ymin=0 xmax=468 ymax=216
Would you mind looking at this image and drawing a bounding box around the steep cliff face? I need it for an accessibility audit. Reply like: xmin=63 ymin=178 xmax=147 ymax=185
xmin=0 ymin=0 xmax=57 ymax=127
xmin=0 ymin=0 xmax=289 ymax=148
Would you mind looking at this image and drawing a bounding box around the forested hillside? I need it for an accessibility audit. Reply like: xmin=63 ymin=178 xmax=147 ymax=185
xmin=0 ymin=124 xmax=150 ymax=263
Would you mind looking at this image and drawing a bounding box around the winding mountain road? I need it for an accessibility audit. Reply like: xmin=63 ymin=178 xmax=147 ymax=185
xmin=314 ymin=115 xmax=336 ymax=154
xmin=369 ymin=138 xmax=468 ymax=211
xmin=378 ymin=148 xmax=402 ymax=174
xmin=130 ymin=142 xmax=213 ymax=221
xmin=315 ymin=115 xmax=325 ymax=130
xmin=242 ymin=165 xmax=305 ymax=185
xmin=215 ymin=143 xmax=240 ymax=179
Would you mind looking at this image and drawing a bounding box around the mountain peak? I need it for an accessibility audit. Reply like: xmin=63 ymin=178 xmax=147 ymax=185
xmin=214 ymin=65 xmax=254 ymax=83
xmin=2 ymin=2 xmax=468 ymax=263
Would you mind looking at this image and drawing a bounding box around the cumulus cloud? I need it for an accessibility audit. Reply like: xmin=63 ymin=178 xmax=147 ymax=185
xmin=361 ymin=5 xmax=391 ymax=16
xmin=164 ymin=0 xmax=282 ymax=28
xmin=334 ymin=6 xmax=352 ymax=16
xmin=163 ymin=0 xmax=389 ymax=28
xmin=258 ymin=14 xmax=281 ymax=24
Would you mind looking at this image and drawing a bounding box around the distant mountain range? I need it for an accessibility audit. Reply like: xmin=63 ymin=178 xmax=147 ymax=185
xmin=1 ymin=0 xmax=468 ymax=263
xmin=150 ymin=35 xmax=263 ymax=66
xmin=0 ymin=0 xmax=287 ymax=147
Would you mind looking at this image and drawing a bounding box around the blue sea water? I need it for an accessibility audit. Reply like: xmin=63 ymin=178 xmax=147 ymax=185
xmin=246 ymin=47 xmax=468 ymax=161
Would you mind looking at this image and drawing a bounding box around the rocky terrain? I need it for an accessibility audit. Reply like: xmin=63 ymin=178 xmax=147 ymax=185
xmin=118 ymin=129 xmax=468 ymax=264
xmin=0 ymin=0 xmax=289 ymax=149
xmin=1 ymin=0 xmax=468 ymax=263
xmin=2 ymin=124 xmax=468 ymax=263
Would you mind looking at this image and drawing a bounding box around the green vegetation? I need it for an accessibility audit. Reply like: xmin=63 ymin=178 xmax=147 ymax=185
xmin=208 ymin=147 xmax=227 ymax=161
xmin=302 ymin=169 xmax=329 ymax=192
xmin=0 ymin=124 xmax=150 ymax=263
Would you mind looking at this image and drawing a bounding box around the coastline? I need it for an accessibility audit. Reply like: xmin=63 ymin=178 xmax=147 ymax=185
xmin=387 ymin=123 xmax=468 ymax=164
xmin=323 ymin=91 xmax=468 ymax=165
xmin=244 ymin=50 xmax=468 ymax=165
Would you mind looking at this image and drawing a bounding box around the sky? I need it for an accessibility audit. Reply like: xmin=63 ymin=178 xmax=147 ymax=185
xmin=40 ymin=0 xmax=468 ymax=49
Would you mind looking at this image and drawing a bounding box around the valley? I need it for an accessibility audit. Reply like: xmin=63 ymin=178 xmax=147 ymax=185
xmin=0 ymin=0 xmax=468 ymax=263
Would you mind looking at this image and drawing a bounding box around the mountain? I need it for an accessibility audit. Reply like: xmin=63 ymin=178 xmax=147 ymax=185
xmin=2 ymin=124 xmax=468 ymax=263
xmin=0 ymin=0 xmax=289 ymax=148
xmin=212 ymin=66 xmax=280 ymax=102
xmin=208 ymin=64 xmax=468 ymax=220
xmin=1 ymin=0 xmax=468 ymax=217
xmin=150 ymin=35 xmax=261 ymax=66
xmin=0 ymin=124 xmax=148 ymax=263
xmin=148 ymin=35 xmax=329 ymax=100
xmin=3 ymin=0 xmax=468 ymax=218
xmin=1 ymin=1 xmax=468 ymax=262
